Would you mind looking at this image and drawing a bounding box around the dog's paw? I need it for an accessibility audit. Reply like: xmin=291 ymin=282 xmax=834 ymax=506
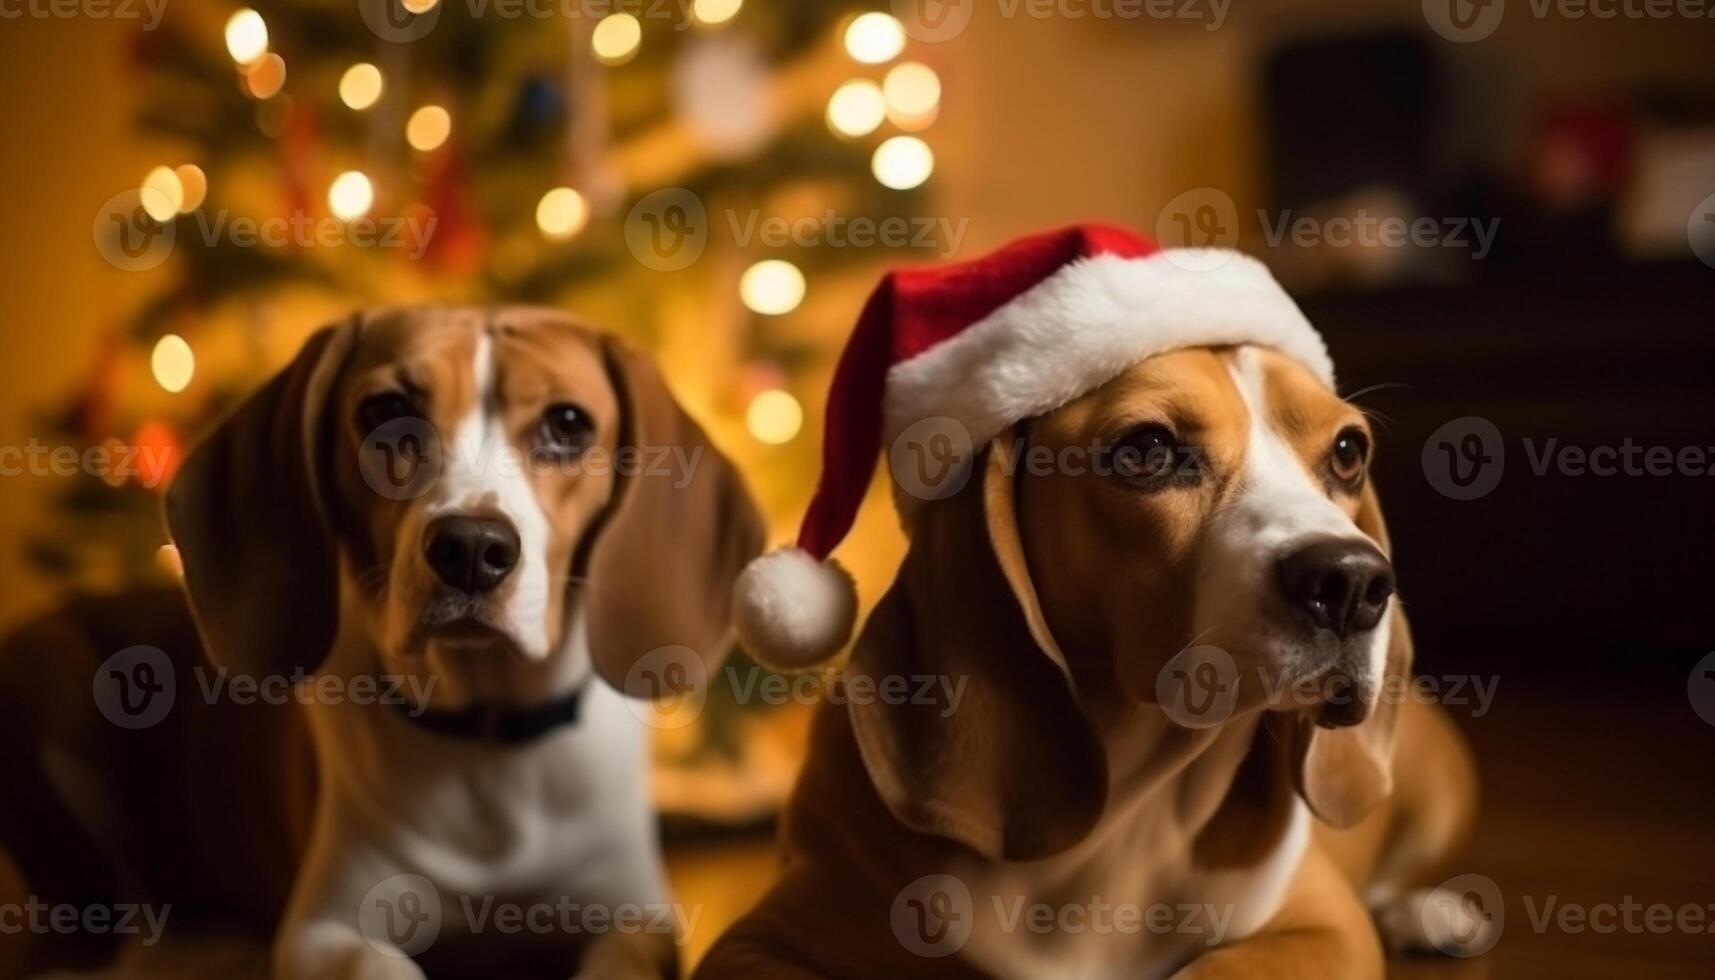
xmin=1374 ymin=885 xmax=1498 ymax=958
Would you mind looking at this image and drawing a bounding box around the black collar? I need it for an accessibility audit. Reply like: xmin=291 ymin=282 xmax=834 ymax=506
xmin=390 ymin=684 xmax=588 ymax=745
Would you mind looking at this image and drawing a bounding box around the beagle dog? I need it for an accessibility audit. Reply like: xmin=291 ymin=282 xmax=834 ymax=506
xmin=697 ymin=345 xmax=1479 ymax=979
xmin=0 ymin=307 xmax=762 ymax=979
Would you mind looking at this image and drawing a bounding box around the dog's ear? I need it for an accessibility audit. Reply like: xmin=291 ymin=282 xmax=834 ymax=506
xmin=847 ymin=436 xmax=1107 ymax=861
xmin=165 ymin=318 xmax=359 ymax=678
xmin=1286 ymin=480 xmax=1413 ymax=827
xmin=582 ymin=335 xmax=765 ymax=694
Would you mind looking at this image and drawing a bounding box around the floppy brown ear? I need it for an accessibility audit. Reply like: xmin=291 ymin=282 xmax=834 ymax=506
xmin=582 ymin=336 xmax=765 ymax=694
xmin=164 ymin=318 xmax=360 ymax=678
xmin=847 ymin=438 xmax=1107 ymax=861
xmin=1287 ymin=480 xmax=1413 ymax=827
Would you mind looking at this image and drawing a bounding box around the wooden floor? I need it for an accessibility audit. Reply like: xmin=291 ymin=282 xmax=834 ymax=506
xmin=666 ymin=690 xmax=1715 ymax=978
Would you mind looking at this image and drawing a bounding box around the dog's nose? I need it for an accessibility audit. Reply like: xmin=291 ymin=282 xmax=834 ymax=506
xmin=1275 ymin=538 xmax=1395 ymax=639
xmin=423 ymin=516 xmax=521 ymax=594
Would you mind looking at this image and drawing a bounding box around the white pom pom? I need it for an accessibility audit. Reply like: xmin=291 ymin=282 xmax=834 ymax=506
xmin=732 ymin=547 xmax=858 ymax=669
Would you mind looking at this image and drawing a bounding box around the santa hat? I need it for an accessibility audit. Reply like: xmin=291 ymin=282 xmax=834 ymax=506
xmin=732 ymin=223 xmax=1332 ymax=669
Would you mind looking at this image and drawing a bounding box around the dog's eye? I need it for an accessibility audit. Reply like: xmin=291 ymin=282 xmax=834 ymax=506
xmin=357 ymin=392 xmax=417 ymax=433
xmin=1329 ymin=427 xmax=1370 ymax=483
xmin=539 ymin=403 xmax=595 ymax=456
xmin=1108 ymin=424 xmax=1195 ymax=489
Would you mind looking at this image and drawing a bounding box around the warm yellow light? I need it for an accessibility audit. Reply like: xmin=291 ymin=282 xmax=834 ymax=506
xmin=157 ymin=543 xmax=183 ymax=577
xmin=406 ymin=105 xmax=451 ymax=151
xmin=883 ymin=62 xmax=940 ymax=126
xmin=151 ymin=334 xmax=195 ymax=393
xmin=872 ymin=135 xmax=934 ymax=190
xmin=140 ymin=166 xmax=184 ymax=222
xmin=691 ymin=0 xmax=742 ymax=25
xmin=328 ymin=170 xmax=374 ymax=220
xmin=402 ymin=0 xmax=438 ymax=12
xmin=746 ymin=389 xmax=803 ymax=445
xmin=826 ymin=79 xmax=887 ymax=138
xmin=174 ymin=164 xmax=207 ymax=212
xmin=844 ymin=12 xmax=905 ymax=64
xmin=739 ymin=259 xmax=806 ymax=316
xmin=244 ymin=52 xmax=287 ymax=99
xmin=339 ymin=63 xmax=384 ymax=111
xmin=591 ymin=13 xmax=642 ymax=65
xmin=536 ymin=187 xmax=589 ymax=240
xmin=224 ymin=9 xmax=268 ymax=65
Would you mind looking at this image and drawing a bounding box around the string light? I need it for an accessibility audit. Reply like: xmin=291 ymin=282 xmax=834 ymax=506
xmin=691 ymin=0 xmax=742 ymax=25
xmin=826 ymin=80 xmax=886 ymax=138
xmin=402 ymin=0 xmax=439 ymax=11
xmin=328 ymin=170 xmax=374 ymax=220
xmin=224 ymin=9 xmax=268 ymax=65
xmin=872 ymin=135 xmax=934 ymax=190
xmin=151 ymin=334 xmax=195 ymax=393
xmin=746 ymin=389 xmax=803 ymax=445
xmin=173 ymin=164 xmax=207 ymax=212
xmin=739 ymin=259 xmax=806 ymax=315
xmin=339 ymin=63 xmax=384 ymax=111
xmin=536 ymin=187 xmax=589 ymax=240
xmin=883 ymin=62 xmax=939 ymax=128
xmin=844 ymin=13 xmax=905 ymax=64
xmin=140 ymin=166 xmax=184 ymax=223
xmin=406 ymin=105 xmax=451 ymax=151
xmin=244 ymin=52 xmax=287 ymax=99
xmin=592 ymin=13 xmax=642 ymax=65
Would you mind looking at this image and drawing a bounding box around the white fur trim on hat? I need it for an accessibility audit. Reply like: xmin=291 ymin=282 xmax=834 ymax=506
xmin=883 ymin=249 xmax=1333 ymax=514
xmin=732 ymin=548 xmax=858 ymax=669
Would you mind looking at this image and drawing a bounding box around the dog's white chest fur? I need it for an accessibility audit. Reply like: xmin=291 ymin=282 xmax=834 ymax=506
xmin=957 ymin=795 xmax=1310 ymax=980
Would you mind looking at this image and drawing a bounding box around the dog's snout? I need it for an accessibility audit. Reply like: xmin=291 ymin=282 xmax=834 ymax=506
xmin=424 ymin=515 xmax=521 ymax=594
xmin=1275 ymin=538 xmax=1394 ymax=640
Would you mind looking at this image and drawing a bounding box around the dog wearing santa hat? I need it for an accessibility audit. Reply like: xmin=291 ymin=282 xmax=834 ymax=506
xmin=699 ymin=225 xmax=1483 ymax=978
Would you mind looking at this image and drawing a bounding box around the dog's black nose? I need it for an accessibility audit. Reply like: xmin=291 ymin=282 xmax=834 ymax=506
xmin=1275 ymin=538 xmax=1395 ymax=639
xmin=424 ymin=516 xmax=521 ymax=594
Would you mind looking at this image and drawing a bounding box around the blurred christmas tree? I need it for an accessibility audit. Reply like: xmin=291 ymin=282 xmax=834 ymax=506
xmin=43 ymin=0 xmax=944 ymax=827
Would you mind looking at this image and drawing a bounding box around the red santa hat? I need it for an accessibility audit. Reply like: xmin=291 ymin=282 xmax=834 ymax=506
xmin=732 ymin=223 xmax=1333 ymax=668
